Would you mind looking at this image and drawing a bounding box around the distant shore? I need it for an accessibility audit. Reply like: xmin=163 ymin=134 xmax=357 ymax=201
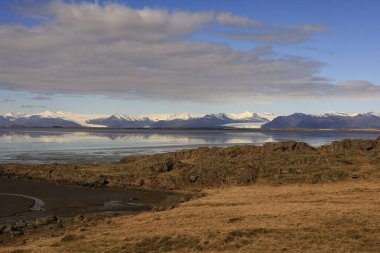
xmin=1 ymin=136 xmax=379 ymax=191
xmin=2 ymin=125 xmax=380 ymax=132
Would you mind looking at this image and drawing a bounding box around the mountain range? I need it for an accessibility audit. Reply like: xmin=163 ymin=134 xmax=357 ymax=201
xmin=262 ymin=112 xmax=380 ymax=129
xmin=0 ymin=111 xmax=275 ymax=128
xmin=1 ymin=111 xmax=380 ymax=129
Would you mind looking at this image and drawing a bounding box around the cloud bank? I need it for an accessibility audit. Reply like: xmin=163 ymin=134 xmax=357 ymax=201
xmin=0 ymin=1 xmax=378 ymax=103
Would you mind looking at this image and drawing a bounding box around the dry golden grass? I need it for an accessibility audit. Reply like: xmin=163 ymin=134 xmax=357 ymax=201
xmin=2 ymin=181 xmax=379 ymax=253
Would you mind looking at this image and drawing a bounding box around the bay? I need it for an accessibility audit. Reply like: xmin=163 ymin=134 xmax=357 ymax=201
xmin=0 ymin=128 xmax=379 ymax=164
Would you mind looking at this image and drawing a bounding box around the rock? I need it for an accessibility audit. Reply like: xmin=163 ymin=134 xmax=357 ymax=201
xmin=323 ymin=139 xmax=379 ymax=153
xmin=3 ymin=225 xmax=15 ymax=233
xmin=35 ymin=218 xmax=45 ymax=227
xmin=137 ymin=179 xmax=145 ymax=186
xmin=351 ymin=174 xmax=360 ymax=180
xmin=190 ymin=175 xmax=198 ymax=182
xmin=263 ymin=141 xmax=315 ymax=153
xmin=12 ymin=230 xmax=23 ymax=236
xmin=15 ymin=220 xmax=27 ymax=229
xmin=98 ymin=177 xmax=109 ymax=187
xmin=35 ymin=215 xmax=58 ymax=227
xmin=74 ymin=214 xmax=85 ymax=222
xmin=45 ymin=215 xmax=58 ymax=223
xmin=179 ymin=196 xmax=190 ymax=203
xmin=34 ymin=218 xmax=44 ymax=227
xmin=153 ymin=205 xmax=166 ymax=211
xmin=151 ymin=159 xmax=185 ymax=173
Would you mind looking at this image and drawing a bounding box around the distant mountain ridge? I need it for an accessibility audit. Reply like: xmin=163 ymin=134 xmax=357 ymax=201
xmin=2 ymin=111 xmax=380 ymax=129
xmin=0 ymin=114 xmax=81 ymax=127
xmin=0 ymin=110 xmax=275 ymax=128
xmin=262 ymin=112 xmax=380 ymax=129
xmin=87 ymin=111 xmax=274 ymax=128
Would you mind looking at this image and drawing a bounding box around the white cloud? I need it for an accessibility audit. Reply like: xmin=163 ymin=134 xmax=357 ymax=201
xmin=216 ymin=12 xmax=262 ymax=27
xmin=216 ymin=24 xmax=328 ymax=44
xmin=0 ymin=1 xmax=377 ymax=103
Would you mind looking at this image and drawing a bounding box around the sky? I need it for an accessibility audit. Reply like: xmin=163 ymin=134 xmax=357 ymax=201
xmin=0 ymin=0 xmax=379 ymax=115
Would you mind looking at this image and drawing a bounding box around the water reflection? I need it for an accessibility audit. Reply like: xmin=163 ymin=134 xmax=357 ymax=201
xmin=0 ymin=128 xmax=379 ymax=164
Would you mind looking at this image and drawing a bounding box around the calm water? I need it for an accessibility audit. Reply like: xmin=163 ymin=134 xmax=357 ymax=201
xmin=0 ymin=128 xmax=379 ymax=164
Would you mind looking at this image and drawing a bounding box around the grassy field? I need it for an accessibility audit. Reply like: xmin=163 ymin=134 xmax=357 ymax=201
xmin=1 ymin=181 xmax=379 ymax=252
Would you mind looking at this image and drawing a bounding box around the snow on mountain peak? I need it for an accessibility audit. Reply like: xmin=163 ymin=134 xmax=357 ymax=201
xmin=226 ymin=111 xmax=276 ymax=121
xmin=226 ymin=111 xmax=253 ymax=120
xmin=108 ymin=113 xmax=205 ymax=122
xmin=3 ymin=112 xmax=27 ymax=118
xmin=35 ymin=111 xmax=107 ymax=127
xmin=322 ymin=112 xmax=359 ymax=117
xmin=1 ymin=111 xmax=277 ymax=126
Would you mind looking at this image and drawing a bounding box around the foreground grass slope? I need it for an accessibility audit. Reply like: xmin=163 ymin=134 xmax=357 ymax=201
xmin=1 ymin=181 xmax=379 ymax=252
xmin=1 ymin=137 xmax=380 ymax=190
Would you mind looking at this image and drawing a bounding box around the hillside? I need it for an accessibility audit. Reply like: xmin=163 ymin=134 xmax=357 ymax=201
xmin=262 ymin=113 xmax=380 ymax=129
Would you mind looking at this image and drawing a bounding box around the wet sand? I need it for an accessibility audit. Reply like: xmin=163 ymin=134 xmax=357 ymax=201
xmin=0 ymin=194 xmax=34 ymax=217
xmin=0 ymin=178 xmax=180 ymax=223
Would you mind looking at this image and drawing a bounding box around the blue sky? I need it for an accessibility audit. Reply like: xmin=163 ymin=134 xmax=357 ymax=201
xmin=0 ymin=0 xmax=379 ymax=115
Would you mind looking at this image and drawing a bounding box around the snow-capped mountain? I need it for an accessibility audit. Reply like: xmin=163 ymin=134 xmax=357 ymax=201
xmin=321 ymin=112 xmax=359 ymax=117
xmin=3 ymin=112 xmax=28 ymax=119
xmin=262 ymin=112 xmax=380 ymax=129
xmin=0 ymin=111 xmax=106 ymax=127
xmin=4 ymin=110 xmax=380 ymax=129
xmin=88 ymin=113 xmax=206 ymax=128
xmin=226 ymin=111 xmax=277 ymax=121
xmin=88 ymin=111 xmax=274 ymax=128
xmin=36 ymin=111 xmax=108 ymax=127
xmin=0 ymin=113 xmax=81 ymax=127
xmin=0 ymin=111 xmax=275 ymax=128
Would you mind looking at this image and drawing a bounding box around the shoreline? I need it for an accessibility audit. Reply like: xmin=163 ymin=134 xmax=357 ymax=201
xmin=2 ymin=126 xmax=380 ymax=132
xmin=0 ymin=193 xmax=45 ymax=214
xmin=1 ymin=137 xmax=380 ymax=191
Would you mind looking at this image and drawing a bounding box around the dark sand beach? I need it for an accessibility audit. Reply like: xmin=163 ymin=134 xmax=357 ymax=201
xmin=0 ymin=178 xmax=180 ymax=224
xmin=0 ymin=194 xmax=35 ymax=217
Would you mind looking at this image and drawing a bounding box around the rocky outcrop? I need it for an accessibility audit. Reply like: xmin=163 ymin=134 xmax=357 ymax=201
xmin=262 ymin=141 xmax=315 ymax=153
xmin=320 ymin=137 xmax=380 ymax=153
xmin=1 ymin=138 xmax=379 ymax=190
